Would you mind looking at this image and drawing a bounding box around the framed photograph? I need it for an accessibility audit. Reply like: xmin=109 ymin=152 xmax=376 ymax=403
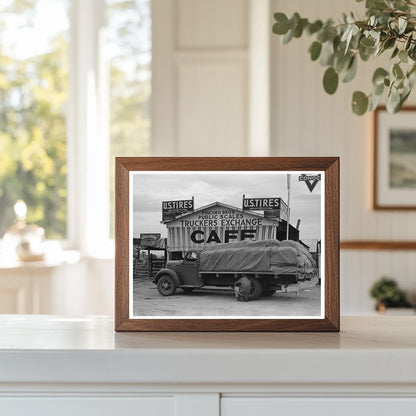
xmin=115 ymin=157 xmax=339 ymax=332
xmin=374 ymin=106 xmax=416 ymax=209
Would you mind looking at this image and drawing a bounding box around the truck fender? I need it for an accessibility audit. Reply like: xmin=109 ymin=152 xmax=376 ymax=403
xmin=154 ymin=269 xmax=181 ymax=286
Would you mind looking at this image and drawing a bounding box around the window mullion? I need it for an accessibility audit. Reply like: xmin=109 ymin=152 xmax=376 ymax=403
xmin=69 ymin=0 xmax=109 ymax=256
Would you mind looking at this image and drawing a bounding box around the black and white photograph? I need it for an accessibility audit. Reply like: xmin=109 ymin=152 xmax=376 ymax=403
xmin=129 ymin=171 xmax=324 ymax=319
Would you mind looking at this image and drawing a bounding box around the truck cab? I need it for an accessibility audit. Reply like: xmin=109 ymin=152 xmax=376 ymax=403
xmin=154 ymin=251 xmax=203 ymax=296
xmin=170 ymin=251 xmax=202 ymax=286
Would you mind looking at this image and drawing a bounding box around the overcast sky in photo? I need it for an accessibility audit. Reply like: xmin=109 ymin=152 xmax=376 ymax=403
xmin=132 ymin=172 xmax=322 ymax=240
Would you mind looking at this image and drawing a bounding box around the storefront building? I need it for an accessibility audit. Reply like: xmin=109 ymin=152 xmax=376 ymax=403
xmin=164 ymin=201 xmax=299 ymax=259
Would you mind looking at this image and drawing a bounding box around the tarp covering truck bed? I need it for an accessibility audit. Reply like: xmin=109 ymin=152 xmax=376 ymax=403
xmin=199 ymin=239 xmax=316 ymax=274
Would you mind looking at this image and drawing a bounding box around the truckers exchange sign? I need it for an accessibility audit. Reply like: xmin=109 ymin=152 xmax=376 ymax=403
xmin=166 ymin=205 xmax=279 ymax=250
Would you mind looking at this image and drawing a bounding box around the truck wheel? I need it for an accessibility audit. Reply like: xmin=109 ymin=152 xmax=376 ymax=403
xmin=263 ymin=288 xmax=277 ymax=297
xmin=182 ymin=287 xmax=195 ymax=293
xmin=248 ymin=277 xmax=263 ymax=300
xmin=157 ymin=275 xmax=177 ymax=296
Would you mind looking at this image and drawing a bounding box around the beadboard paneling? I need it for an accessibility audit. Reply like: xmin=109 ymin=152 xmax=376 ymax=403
xmin=177 ymin=0 xmax=248 ymax=49
xmin=271 ymin=0 xmax=416 ymax=314
xmin=177 ymin=61 xmax=247 ymax=156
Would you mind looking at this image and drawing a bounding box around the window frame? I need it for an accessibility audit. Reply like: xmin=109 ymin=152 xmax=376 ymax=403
xmin=67 ymin=0 xmax=111 ymax=257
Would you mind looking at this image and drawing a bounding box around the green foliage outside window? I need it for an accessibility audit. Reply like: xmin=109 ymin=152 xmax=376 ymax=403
xmin=0 ymin=1 xmax=69 ymax=238
xmin=0 ymin=0 xmax=151 ymax=240
xmin=107 ymin=0 xmax=151 ymax=237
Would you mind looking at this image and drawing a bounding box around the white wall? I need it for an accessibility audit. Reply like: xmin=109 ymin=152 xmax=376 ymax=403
xmin=152 ymin=0 xmax=250 ymax=156
xmin=42 ymin=0 xmax=415 ymax=317
xmin=270 ymin=0 xmax=416 ymax=313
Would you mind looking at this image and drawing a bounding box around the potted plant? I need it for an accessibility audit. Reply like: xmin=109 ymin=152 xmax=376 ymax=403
xmin=272 ymin=0 xmax=416 ymax=115
xmin=369 ymin=276 xmax=413 ymax=312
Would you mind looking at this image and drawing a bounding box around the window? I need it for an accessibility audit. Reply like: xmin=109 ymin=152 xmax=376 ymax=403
xmin=106 ymin=0 xmax=151 ymax=237
xmin=0 ymin=0 xmax=151 ymax=251
xmin=0 ymin=0 xmax=70 ymax=239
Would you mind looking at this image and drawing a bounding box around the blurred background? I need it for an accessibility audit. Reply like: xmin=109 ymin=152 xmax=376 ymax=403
xmin=0 ymin=0 xmax=415 ymax=316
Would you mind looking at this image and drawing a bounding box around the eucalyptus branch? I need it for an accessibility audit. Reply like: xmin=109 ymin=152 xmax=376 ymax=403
xmin=272 ymin=0 xmax=416 ymax=115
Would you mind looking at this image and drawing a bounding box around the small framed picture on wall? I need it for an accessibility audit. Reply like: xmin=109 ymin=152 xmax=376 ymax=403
xmin=374 ymin=106 xmax=416 ymax=209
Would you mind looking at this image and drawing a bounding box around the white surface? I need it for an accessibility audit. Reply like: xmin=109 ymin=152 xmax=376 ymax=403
xmin=1 ymin=397 xmax=175 ymax=416
xmin=152 ymin=0 xmax=249 ymax=156
xmin=1 ymin=315 xmax=416 ymax=415
xmin=0 ymin=315 xmax=416 ymax=386
xmin=0 ymin=257 xmax=114 ymax=315
xmin=222 ymin=398 xmax=416 ymax=416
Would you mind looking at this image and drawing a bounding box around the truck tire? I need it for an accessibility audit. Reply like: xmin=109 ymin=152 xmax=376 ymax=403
xmin=157 ymin=275 xmax=177 ymax=296
xmin=262 ymin=288 xmax=277 ymax=297
xmin=248 ymin=277 xmax=263 ymax=300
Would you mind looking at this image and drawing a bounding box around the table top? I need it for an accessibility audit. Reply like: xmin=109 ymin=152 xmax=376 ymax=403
xmin=0 ymin=314 xmax=415 ymax=350
xmin=0 ymin=315 xmax=415 ymax=385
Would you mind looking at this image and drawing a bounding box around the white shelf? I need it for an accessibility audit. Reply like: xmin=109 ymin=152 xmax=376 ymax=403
xmin=0 ymin=315 xmax=415 ymax=387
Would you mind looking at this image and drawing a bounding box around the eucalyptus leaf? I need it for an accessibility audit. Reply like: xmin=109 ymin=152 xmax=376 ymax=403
xmin=342 ymin=56 xmax=358 ymax=82
xmin=405 ymin=33 xmax=413 ymax=50
xmin=373 ymin=82 xmax=385 ymax=95
xmin=366 ymin=0 xmax=388 ymax=11
xmin=398 ymin=17 xmax=407 ymax=34
xmin=408 ymin=70 xmax=416 ymax=88
xmin=282 ymin=29 xmax=293 ymax=44
xmin=401 ymin=86 xmax=411 ymax=106
xmin=393 ymin=63 xmax=404 ymax=79
xmin=360 ymin=37 xmax=375 ymax=48
xmin=334 ymin=52 xmax=351 ymax=72
xmin=393 ymin=0 xmax=409 ymax=11
xmin=359 ymin=44 xmax=375 ymax=61
xmin=290 ymin=13 xmax=301 ymax=30
xmin=293 ymin=18 xmax=308 ymax=38
xmin=372 ymin=67 xmax=389 ymax=85
xmin=369 ymin=92 xmax=383 ymax=111
xmin=323 ymin=67 xmax=339 ymax=94
xmin=307 ymin=20 xmax=323 ymax=35
xmin=352 ymin=91 xmax=369 ymax=115
xmin=273 ymin=13 xmax=290 ymax=34
xmin=383 ymin=37 xmax=396 ymax=50
xmin=399 ymin=49 xmax=408 ymax=63
xmin=386 ymin=87 xmax=401 ymax=112
xmin=320 ymin=40 xmax=335 ymax=66
xmin=309 ymin=41 xmax=322 ymax=61
xmin=391 ymin=47 xmax=399 ymax=59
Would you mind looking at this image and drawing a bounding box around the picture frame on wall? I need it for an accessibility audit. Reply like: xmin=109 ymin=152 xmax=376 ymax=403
xmin=115 ymin=157 xmax=339 ymax=332
xmin=374 ymin=106 xmax=416 ymax=210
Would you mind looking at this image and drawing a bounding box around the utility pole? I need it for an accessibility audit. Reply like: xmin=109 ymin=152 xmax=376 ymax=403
xmin=286 ymin=173 xmax=291 ymax=240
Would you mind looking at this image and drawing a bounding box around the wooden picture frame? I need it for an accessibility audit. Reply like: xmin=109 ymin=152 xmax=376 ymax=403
xmin=115 ymin=157 xmax=339 ymax=332
xmin=373 ymin=106 xmax=416 ymax=210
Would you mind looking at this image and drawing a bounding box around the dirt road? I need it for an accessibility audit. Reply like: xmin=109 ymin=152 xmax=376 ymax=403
xmin=132 ymin=277 xmax=321 ymax=317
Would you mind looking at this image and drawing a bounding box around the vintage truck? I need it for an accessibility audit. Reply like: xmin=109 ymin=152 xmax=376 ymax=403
xmin=154 ymin=239 xmax=317 ymax=299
